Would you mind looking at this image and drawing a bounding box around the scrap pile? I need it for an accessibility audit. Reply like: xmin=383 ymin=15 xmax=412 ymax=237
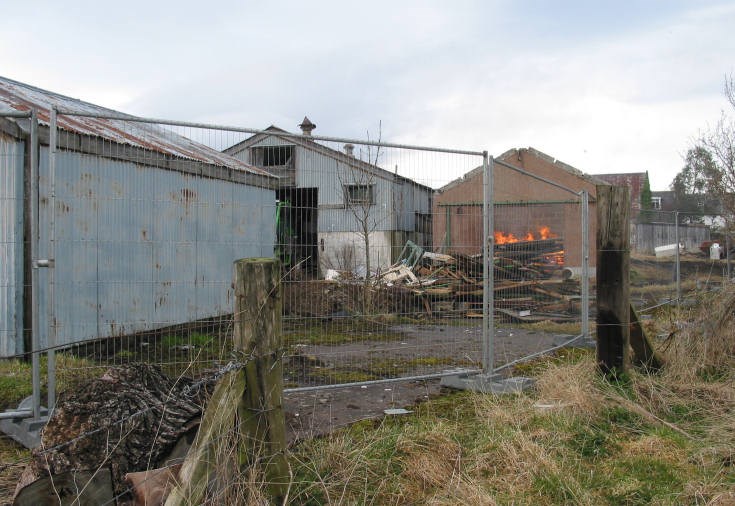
xmin=282 ymin=240 xmax=582 ymax=322
xmin=377 ymin=239 xmax=581 ymax=322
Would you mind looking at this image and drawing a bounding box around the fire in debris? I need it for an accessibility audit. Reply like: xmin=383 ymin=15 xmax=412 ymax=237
xmin=494 ymin=226 xmax=558 ymax=245
xmin=494 ymin=226 xmax=565 ymax=266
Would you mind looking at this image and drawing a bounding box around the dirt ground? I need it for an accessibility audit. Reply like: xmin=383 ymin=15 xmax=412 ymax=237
xmin=0 ymin=324 xmax=578 ymax=504
xmin=283 ymin=323 xmax=578 ymax=441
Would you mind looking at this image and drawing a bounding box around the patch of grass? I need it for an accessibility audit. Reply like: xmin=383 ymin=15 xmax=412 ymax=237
xmin=516 ymin=321 xmax=582 ymax=335
xmin=567 ymin=418 xmax=620 ymax=459
xmin=284 ymin=319 xmax=404 ymax=347
xmin=161 ymin=331 xmax=214 ymax=349
xmin=0 ymin=354 xmax=98 ymax=410
xmin=369 ymin=356 xmax=473 ymax=376
xmin=512 ymin=346 xmax=592 ymax=376
xmin=602 ymin=456 xmax=685 ymax=505
xmin=114 ymin=349 xmax=135 ymax=360
xmin=0 ymin=359 xmax=32 ymax=410
xmin=287 ymin=312 xmax=735 ymax=505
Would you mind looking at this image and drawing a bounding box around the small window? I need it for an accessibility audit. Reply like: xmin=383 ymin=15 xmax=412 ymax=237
xmin=651 ymin=196 xmax=662 ymax=210
xmin=251 ymin=146 xmax=293 ymax=167
xmin=344 ymin=184 xmax=373 ymax=206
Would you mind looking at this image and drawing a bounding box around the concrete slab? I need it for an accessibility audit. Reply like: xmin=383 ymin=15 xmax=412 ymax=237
xmin=440 ymin=372 xmax=535 ymax=394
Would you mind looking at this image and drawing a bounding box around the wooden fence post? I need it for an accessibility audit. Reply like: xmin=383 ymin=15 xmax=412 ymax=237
xmin=165 ymin=257 xmax=288 ymax=505
xmin=233 ymin=257 xmax=289 ymax=501
xmin=596 ymin=185 xmax=631 ymax=375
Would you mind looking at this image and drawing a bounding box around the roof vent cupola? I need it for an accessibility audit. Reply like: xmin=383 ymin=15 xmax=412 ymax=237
xmin=298 ymin=116 xmax=316 ymax=136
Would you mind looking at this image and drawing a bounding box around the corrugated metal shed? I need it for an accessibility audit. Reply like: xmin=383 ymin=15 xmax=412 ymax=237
xmin=0 ymin=75 xmax=269 ymax=177
xmin=0 ymin=77 xmax=278 ymax=357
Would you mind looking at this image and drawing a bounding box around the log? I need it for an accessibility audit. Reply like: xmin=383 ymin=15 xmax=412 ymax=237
xmin=14 ymin=364 xmax=205 ymax=502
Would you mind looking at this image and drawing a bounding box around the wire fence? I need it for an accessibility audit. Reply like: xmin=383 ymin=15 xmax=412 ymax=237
xmin=630 ymin=210 xmax=732 ymax=314
xmin=0 ymin=110 xmax=605 ymax=405
xmin=10 ymin=106 xmax=735 ymax=502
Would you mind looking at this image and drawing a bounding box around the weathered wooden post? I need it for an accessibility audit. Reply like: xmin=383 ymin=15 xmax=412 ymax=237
xmin=233 ymin=257 xmax=289 ymax=501
xmin=596 ymin=185 xmax=631 ymax=375
xmin=165 ymin=258 xmax=288 ymax=505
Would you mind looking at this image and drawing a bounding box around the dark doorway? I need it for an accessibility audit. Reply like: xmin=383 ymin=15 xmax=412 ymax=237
xmin=276 ymin=187 xmax=318 ymax=276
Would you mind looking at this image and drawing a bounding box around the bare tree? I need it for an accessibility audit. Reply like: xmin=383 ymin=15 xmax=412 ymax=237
xmin=336 ymin=123 xmax=387 ymax=312
xmin=699 ymin=74 xmax=735 ymax=218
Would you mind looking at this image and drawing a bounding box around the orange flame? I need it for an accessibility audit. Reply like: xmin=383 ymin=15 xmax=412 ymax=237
xmin=494 ymin=231 xmax=519 ymax=245
xmin=494 ymin=226 xmax=558 ymax=244
xmin=539 ymin=226 xmax=555 ymax=240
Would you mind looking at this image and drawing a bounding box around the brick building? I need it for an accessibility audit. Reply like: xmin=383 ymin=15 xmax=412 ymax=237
xmin=594 ymin=172 xmax=649 ymax=220
xmin=433 ymin=147 xmax=606 ymax=271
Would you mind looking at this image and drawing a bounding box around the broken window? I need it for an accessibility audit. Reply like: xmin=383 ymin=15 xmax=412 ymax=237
xmin=344 ymin=184 xmax=374 ymax=206
xmin=251 ymin=146 xmax=294 ymax=167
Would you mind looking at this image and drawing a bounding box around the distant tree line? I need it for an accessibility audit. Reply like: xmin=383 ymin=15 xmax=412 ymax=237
xmin=669 ymin=74 xmax=735 ymax=229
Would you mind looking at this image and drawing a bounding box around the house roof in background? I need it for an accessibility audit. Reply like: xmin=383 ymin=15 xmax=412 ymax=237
xmin=0 ymin=76 xmax=271 ymax=177
xmin=438 ymin=146 xmax=607 ymax=193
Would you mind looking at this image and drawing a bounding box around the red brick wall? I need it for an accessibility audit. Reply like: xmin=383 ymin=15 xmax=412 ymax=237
xmin=433 ymin=148 xmax=600 ymax=268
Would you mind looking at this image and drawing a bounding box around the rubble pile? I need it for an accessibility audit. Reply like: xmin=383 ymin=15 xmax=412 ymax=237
xmin=283 ymin=240 xmax=582 ymax=322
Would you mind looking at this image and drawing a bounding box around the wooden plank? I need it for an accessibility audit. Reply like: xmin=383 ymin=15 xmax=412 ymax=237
xmin=596 ymin=185 xmax=631 ymax=375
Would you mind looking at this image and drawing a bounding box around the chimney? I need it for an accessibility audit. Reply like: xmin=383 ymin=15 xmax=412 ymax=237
xmin=298 ymin=116 xmax=316 ymax=136
xmin=343 ymin=143 xmax=354 ymax=156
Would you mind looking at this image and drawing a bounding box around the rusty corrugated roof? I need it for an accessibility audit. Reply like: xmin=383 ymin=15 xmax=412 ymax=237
xmin=0 ymin=76 xmax=272 ymax=177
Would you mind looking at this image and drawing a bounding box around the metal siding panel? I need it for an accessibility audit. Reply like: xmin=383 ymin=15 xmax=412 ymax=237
xmin=33 ymin=147 xmax=276 ymax=348
xmin=0 ymin=135 xmax=24 ymax=357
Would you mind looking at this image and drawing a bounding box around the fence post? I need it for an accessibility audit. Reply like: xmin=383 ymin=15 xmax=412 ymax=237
xmin=675 ymin=211 xmax=681 ymax=305
xmin=233 ymin=257 xmax=289 ymax=501
xmin=580 ymin=189 xmax=590 ymax=340
xmin=46 ymin=107 xmax=57 ymax=410
xmin=596 ymin=185 xmax=630 ymax=375
xmin=482 ymin=151 xmax=494 ymax=374
xmin=30 ymin=109 xmax=41 ymax=419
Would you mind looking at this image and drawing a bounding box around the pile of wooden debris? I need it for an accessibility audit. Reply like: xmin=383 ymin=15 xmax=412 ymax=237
xmin=373 ymin=239 xmax=582 ymax=322
xmin=282 ymin=240 xmax=584 ymax=322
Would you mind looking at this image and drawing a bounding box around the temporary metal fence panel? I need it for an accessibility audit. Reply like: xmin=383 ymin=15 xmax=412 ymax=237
xmin=0 ymin=110 xmax=44 ymax=422
xmin=483 ymin=156 xmax=594 ymax=370
xmin=10 ymin=106 xmax=600 ymax=403
xmin=251 ymin=134 xmax=489 ymax=390
xmin=44 ymin=112 xmax=277 ymax=398
xmin=38 ymin=114 xmax=491 ymax=395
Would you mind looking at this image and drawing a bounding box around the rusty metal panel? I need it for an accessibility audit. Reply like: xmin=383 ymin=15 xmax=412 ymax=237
xmin=0 ymin=76 xmax=270 ymax=178
xmin=35 ymin=146 xmax=276 ymax=349
xmin=0 ymin=134 xmax=24 ymax=357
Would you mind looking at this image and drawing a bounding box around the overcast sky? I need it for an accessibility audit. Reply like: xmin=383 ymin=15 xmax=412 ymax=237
xmin=2 ymin=0 xmax=733 ymax=190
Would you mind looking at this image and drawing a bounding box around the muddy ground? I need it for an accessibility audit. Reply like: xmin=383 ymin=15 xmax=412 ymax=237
xmin=282 ymin=323 xmax=582 ymax=441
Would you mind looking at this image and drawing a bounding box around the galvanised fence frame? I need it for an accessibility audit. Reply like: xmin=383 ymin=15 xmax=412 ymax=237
xmin=1 ymin=107 xmax=594 ymax=428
